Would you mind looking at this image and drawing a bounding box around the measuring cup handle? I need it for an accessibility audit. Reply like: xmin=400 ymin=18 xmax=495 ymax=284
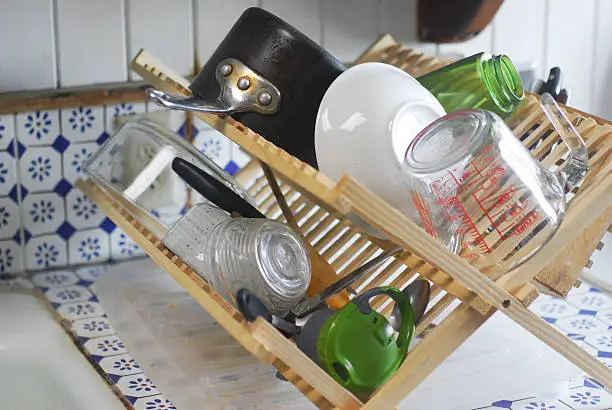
xmin=539 ymin=93 xmax=589 ymax=192
xmin=146 ymin=88 xmax=236 ymax=114
xmin=354 ymin=286 xmax=415 ymax=350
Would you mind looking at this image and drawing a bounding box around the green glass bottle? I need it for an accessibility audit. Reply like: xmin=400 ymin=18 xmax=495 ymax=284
xmin=417 ymin=53 xmax=524 ymax=117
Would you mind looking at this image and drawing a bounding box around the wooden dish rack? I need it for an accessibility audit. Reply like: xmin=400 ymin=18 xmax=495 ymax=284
xmin=77 ymin=35 xmax=612 ymax=409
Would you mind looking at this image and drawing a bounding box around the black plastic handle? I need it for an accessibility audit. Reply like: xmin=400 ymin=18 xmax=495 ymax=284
xmin=172 ymin=157 xmax=265 ymax=219
xmin=236 ymin=289 xmax=273 ymax=323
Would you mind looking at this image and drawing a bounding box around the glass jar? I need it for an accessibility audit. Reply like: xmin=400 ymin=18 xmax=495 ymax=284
xmin=417 ymin=53 xmax=524 ymax=117
xmin=403 ymin=105 xmax=587 ymax=275
xmin=199 ymin=218 xmax=311 ymax=315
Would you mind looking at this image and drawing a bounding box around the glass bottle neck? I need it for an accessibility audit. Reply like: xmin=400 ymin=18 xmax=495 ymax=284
xmin=479 ymin=54 xmax=524 ymax=114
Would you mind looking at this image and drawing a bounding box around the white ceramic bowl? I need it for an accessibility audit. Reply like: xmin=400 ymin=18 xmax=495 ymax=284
xmin=315 ymin=62 xmax=446 ymax=226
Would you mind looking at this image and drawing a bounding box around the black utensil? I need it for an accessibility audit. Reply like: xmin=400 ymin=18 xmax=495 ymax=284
xmin=388 ymin=280 xmax=431 ymax=331
xmin=172 ymin=157 xmax=264 ymax=218
xmin=236 ymin=289 xmax=299 ymax=335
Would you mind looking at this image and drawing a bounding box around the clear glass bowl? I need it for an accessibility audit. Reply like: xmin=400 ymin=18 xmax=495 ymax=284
xmin=84 ymin=117 xmax=252 ymax=228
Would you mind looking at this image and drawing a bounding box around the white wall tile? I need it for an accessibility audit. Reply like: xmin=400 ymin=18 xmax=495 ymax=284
xmin=260 ymin=0 xmax=321 ymax=44
xmin=545 ymin=0 xmax=597 ymax=112
xmin=492 ymin=0 xmax=547 ymax=78
xmin=195 ymin=0 xmax=257 ymax=64
xmin=0 ymin=0 xmax=56 ymax=91
xmin=321 ymin=0 xmax=380 ymax=62
xmin=438 ymin=24 xmax=493 ymax=59
xmin=0 ymin=115 xmax=16 ymax=151
xmin=56 ymin=0 xmax=127 ymax=86
xmin=127 ymin=0 xmax=194 ymax=80
xmin=379 ymin=0 xmax=437 ymax=55
xmin=592 ymin=0 xmax=612 ymax=120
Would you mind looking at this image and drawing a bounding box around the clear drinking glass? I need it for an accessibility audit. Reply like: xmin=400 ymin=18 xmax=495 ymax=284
xmin=402 ymin=94 xmax=588 ymax=275
xmin=199 ymin=218 xmax=311 ymax=315
xmin=84 ymin=117 xmax=251 ymax=228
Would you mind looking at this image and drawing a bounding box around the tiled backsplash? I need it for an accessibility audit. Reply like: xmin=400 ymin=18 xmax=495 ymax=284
xmin=0 ymin=101 xmax=250 ymax=274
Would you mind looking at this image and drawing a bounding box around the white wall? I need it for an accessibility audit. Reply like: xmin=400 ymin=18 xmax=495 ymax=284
xmin=1 ymin=0 xmax=610 ymax=119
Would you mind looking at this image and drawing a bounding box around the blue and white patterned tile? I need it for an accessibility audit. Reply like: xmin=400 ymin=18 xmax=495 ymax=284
xmin=510 ymin=398 xmax=572 ymax=409
xmin=138 ymin=109 xmax=186 ymax=135
xmin=558 ymin=385 xmax=612 ymax=409
xmin=0 ymin=239 xmax=24 ymax=274
xmin=567 ymin=293 xmax=612 ymax=314
xmin=133 ymin=395 xmax=177 ymax=410
xmin=19 ymin=146 xmax=62 ymax=192
xmin=597 ymin=356 xmax=612 ymax=368
xmin=25 ymin=234 xmax=68 ymax=270
xmin=56 ymin=300 xmax=105 ymax=321
xmin=99 ymin=354 xmax=142 ymax=377
xmin=231 ymin=142 xmax=252 ymax=169
xmin=105 ymin=102 xmax=147 ymax=132
xmin=116 ymin=374 xmax=160 ymax=399
xmin=574 ymin=339 xmax=599 ymax=356
xmin=75 ymin=264 xmax=107 ymax=282
xmin=72 ymin=317 xmax=115 ymax=338
xmin=62 ymin=142 xmax=98 ymax=183
xmin=0 ymin=115 xmax=15 ymax=151
xmin=555 ymin=315 xmax=611 ymax=337
xmin=84 ymin=335 xmax=127 ymax=357
xmin=45 ymin=285 xmax=93 ymax=304
xmin=568 ymin=285 xmax=601 ymax=297
xmin=16 ymin=110 xmax=60 ymax=146
xmin=192 ymin=129 xmax=231 ymax=168
xmin=32 ymin=270 xmax=79 ymax=288
xmin=21 ymin=192 xmax=65 ymax=236
xmin=0 ymin=276 xmax=33 ymax=290
xmin=68 ymin=229 xmax=110 ymax=265
xmin=110 ymin=228 xmax=144 ymax=260
xmin=0 ymin=197 xmax=20 ymax=239
xmin=584 ymin=332 xmax=612 ymax=354
xmin=0 ymin=151 xmax=18 ymax=196
xmin=489 ymin=399 xmax=514 ymax=408
xmin=595 ymin=309 xmax=612 ymax=326
xmin=530 ymin=298 xmax=580 ymax=322
xmin=60 ymin=106 xmax=104 ymax=142
xmin=66 ymin=188 xmax=105 ymax=229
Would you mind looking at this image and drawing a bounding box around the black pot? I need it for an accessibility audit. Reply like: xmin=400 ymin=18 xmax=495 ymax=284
xmin=148 ymin=7 xmax=346 ymax=168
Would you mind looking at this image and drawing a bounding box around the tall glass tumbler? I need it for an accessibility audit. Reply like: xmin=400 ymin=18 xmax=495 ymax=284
xmin=417 ymin=53 xmax=524 ymax=117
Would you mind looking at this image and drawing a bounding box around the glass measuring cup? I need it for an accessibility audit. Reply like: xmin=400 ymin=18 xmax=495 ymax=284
xmin=403 ymin=94 xmax=588 ymax=275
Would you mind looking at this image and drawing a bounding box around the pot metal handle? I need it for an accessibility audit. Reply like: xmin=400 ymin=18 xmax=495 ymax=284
xmin=146 ymin=89 xmax=237 ymax=114
xmin=146 ymin=58 xmax=281 ymax=116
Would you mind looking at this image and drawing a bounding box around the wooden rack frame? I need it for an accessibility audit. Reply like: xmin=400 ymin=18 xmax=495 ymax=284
xmin=78 ymin=35 xmax=612 ymax=409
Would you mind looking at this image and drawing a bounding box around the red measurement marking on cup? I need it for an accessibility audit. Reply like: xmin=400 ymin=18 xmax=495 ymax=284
xmin=448 ymin=195 xmax=491 ymax=254
xmin=412 ymin=192 xmax=438 ymax=239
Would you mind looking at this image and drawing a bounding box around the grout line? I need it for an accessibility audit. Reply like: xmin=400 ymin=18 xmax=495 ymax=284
xmin=542 ymin=0 xmax=550 ymax=78
xmin=123 ymin=0 xmax=132 ymax=82
xmin=191 ymin=0 xmax=198 ymax=74
xmin=10 ymin=114 xmax=27 ymax=273
xmin=51 ymin=0 xmax=62 ymax=88
xmin=589 ymin=0 xmax=600 ymax=114
xmin=318 ymin=0 xmax=324 ymax=48
xmin=376 ymin=0 xmax=382 ymax=37
xmin=490 ymin=16 xmax=496 ymax=54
